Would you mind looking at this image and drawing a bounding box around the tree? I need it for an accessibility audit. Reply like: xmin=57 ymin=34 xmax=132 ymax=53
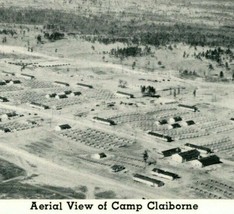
xmin=173 ymin=89 xmax=176 ymax=98
xmin=193 ymin=89 xmax=197 ymax=97
xmin=220 ymin=71 xmax=224 ymax=78
xmin=208 ymin=64 xmax=214 ymax=70
xmin=143 ymin=150 xmax=149 ymax=167
xmin=141 ymin=85 xmax=156 ymax=97
xmin=225 ymin=62 xmax=229 ymax=70
xmin=178 ymin=87 xmax=180 ymax=94
xmin=132 ymin=61 xmax=136 ymax=70
xmin=147 ymin=86 xmax=156 ymax=96
xmin=37 ymin=34 xmax=42 ymax=44
xmin=118 ymin=79 xmax=127 ymax=88
xmin=46 ymin=32 xmax=64 ymax=41
xmin=2 ymin=36 xmax=7 ymax=43
xmin=183 ymin=69 xmax=188 ymax=75
xmin=168 ymin=45 xmax=173 ymax=50
xmin=140 ymin=85 xmax=146 ymax=94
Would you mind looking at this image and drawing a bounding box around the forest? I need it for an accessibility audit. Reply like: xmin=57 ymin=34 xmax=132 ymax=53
xmin=0 ymin=7 xmax=234 ymax=48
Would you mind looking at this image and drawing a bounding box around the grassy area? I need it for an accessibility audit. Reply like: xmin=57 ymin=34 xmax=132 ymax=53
xmin=0 ymin=182 xmax=86 ymax=199
xmin=95 ymin=190 xmax=116 ymax=199
xmin=0 ymin=159 xmax=26 ymax=181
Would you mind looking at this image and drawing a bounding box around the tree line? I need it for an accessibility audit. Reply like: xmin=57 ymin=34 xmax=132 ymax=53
xmin=110 ymin=46 xmax=151 ymax=58
xmin=195 ymin=47 xmax=233 ymax=65
xmin=0 ymin=7 xmax=234 ymax=48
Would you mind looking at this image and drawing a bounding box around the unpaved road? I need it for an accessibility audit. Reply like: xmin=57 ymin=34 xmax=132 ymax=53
xmin=0 ymin=139 xmax=176 ymax=199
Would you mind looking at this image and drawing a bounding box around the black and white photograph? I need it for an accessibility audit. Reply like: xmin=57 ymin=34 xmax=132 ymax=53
xmin=0 ymin=0 xmax=234 ymax=207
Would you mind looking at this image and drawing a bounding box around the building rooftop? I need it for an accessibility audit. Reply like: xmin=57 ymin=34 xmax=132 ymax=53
xmin=58 ymin=124 xmax=71 ymax=129
xmin=133 ymin=173 xmax=164 ymax=186
xmin=197 ymin=155 xmax=221 ymax=167
xmin=116 ymin=91 xmax=134 ymax=98
xmin=56 ymin=94 xmax=68 ymax=98
xmin=161 ymin=147 xmax=181 ymax=157
xmin=77 ymin=83 xmax=93 ymax=88
xmin=147 ymin=131 xmax=173 ymax=142
xmin=176 ymin=149 xmax=200 ymax=161
xmin=185 ymin=143 xmax=212 ymax=153
xmin=21 ymin=73 xmax=35 ymax=78
xmin=111 ymin=164 xmax=125 ymax=172
xmin=158 ymin=119 xmax=168 ymax=125
xmin=93 ymin=117 xmax=116 ymax=125
xmin=173 ymin=116 xmax=182 ymax=122
xmin=4 ymin=112 xmax=17 ymax=117
xmin=97 ymin=152 xmax=107 ymax=158
xmin=178 ymin=104 xmax=198 ymax=111
xmin=54 ymin=81 xmax=69 ymax=86
xmin=186 ymin=120 xmax=195 ymax=126
xmin=171 ymin=123 xmax=181 ymax=129
xmin=152 ymin=168 xmax=180 ymax=179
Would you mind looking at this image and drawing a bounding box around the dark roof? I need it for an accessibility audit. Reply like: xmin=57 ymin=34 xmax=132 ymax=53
xmin=58 ymin=124 xmax=71 ymax=129
xmin=47 ymin=93 xmax=57 ymax=97
xmin=30 ymin=102 xmax=49 ymax=109
xmin=178 ymin=149 xmax=200 ymax=161
xmin=173 ymin=116 xmax=182 ymax=122
xmin=0 ymin=127 xmax=11 ymax=132
xmin=11 ymin=80 xmax=21 ymax=83
xmin=185 ymin=143 xmax=212 ymax=153
xmin=147 ymin=131 xmax=173 ymax=142
xmin=77 ymin=83 xmax=93 ymax=88
xmin=198 ymin=155 xmax=221 ymax=167
xmin=178 ymin=104 xmax=198 ymax=111
xmin=0 ymin=96 xmax=8 ymax=102
xmin=161 ymin=147 xmax=181 ymax=157
xmin=72 ymin=91 xmax=82 ymax=95
xmin=178 ymin=104 xmax=196 ymax=109
xmin=98 ymin=152 xmax=107 ymax=158
xmin=186 ymin=120 xmax=195 ymax=126
xmin=152 ymin=168 xmax=180 ymax=179
xmin=54 ymin=81 xmax=69 ymax=86
xmin=116 ymin=91 xmax=134 ymax=98
xmin=64 ymin=90 xmax=72 ymax=94
xmin=2 ymin=71 xmax=15 ymax=75
xmin=93 ymin=117 xmax=116 ymax=125
xmin=171 ymin=123 xmax=181 ymax=129
xmin=158 ymin=119 xmax=168 ymax=125
xmin=5 ymin=112 xmax=17 ymax=117
xmin=57 ymin=94 xmax=67 ymax=98
xmin=133 ymin=174 xmax=164 ymax=186
xmin=0 ymin=81 xmax=6 ymax=85
xmin=111 ymin=164 xmax=125 ymax=172
xmin=21 ymin=73 xmax=35 ymax=78
xmin=162 ymin=88 xmax=171 ymax=91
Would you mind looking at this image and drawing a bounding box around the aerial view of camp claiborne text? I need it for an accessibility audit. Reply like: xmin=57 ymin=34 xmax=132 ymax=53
xmin=0 ymin=0 xmax=234 ymax=213
xmin=30 ymin=200 xmax=199 ymax=211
